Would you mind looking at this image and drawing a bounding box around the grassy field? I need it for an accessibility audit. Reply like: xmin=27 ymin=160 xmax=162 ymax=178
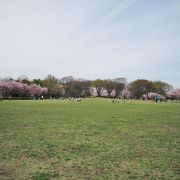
xmin=0 ymin=99 xmax=179 ymax=179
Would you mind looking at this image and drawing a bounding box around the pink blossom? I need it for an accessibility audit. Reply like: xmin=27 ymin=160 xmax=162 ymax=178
xmin=167 ymin=88 xmax=180 ymax=99
xmin=0 ymin=81 xmax=47 ymax=97
xmin=30 ymin=84 xmax=43 ymax=96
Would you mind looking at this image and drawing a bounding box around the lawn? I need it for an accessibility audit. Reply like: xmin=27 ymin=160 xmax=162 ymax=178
xmin=0 ymin=99 xmax=179 ymax=179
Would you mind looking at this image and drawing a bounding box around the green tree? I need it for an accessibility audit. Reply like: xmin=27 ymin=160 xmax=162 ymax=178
xmin=33 ymin=79 xmax=44 ymax=87
xmin=152 ymin=81 xmax=173 ymax=95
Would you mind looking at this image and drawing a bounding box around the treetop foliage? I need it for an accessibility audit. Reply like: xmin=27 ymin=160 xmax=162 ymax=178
xmin=0 ymin=75 xmax=176 ymax=99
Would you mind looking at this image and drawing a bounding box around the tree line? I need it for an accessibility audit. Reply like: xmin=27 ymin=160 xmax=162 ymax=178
xmin=0 ymin=75 xmax=179 ymax=100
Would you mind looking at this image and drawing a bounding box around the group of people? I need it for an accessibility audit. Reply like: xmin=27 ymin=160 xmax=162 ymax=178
xmin=67 ymin=97 xmax=82 ymax=102
xmin=0 ymin=95 xmax=12 ymax=100
xmin=48 ymin=97 xmax=82 ymax=102
xmin=109 ymin=99 xmax=126 ymax=103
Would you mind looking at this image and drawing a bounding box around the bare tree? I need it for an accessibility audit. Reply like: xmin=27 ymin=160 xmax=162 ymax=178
xmin=113 ymin=78 xmax=127 ymax=98
xmin=128 ymin=79 xmax=153 ymax=99
xmin=44 ymin=74 xmax=62 ymax=98
xmin=92 ymin=79 xmax=105 ymax=97
xmin=59 ymin=76 xmax=74 ymax=97
xmin=104 ymin=79 xmax=115 ymax=98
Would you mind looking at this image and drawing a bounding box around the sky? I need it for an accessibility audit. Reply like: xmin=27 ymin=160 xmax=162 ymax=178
xmin=0 ymin=0 xmax=180 ymax=87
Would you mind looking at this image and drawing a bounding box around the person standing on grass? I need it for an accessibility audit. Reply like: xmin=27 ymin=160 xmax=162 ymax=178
xmin=0 ymin=94 xmax=3 ymax=101
xmin=9 ymin=95 xmax=12 ymax=100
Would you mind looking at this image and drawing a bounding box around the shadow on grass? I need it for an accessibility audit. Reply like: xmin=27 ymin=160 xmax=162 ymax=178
xmin=31 ymin=172 xmax=59 ymax=180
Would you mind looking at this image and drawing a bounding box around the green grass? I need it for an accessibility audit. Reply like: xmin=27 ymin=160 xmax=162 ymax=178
xmin=0 ymin=99 xmax=179 ymax=179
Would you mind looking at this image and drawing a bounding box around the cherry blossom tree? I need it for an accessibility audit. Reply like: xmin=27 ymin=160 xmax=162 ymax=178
xmin=142 ymin=92 xmax=160 ymax=100
xmin=0 ymin=81 xmax=47 ymax=98
xmin=167 ymin=88 xmax=180 ymax=100
xmin=30 ymin=84 xmax=43 ymax=96
xmin=121 ymin=89 xmax=131 ymax=99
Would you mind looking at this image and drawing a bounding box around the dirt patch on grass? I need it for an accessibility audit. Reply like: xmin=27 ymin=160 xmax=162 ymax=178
xmin=0 ymin=165 xmax=16 ymax=179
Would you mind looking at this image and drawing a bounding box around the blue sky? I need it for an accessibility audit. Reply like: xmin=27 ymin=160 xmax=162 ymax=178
xmin=0 ymin=0 xmax=180 ymax=87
